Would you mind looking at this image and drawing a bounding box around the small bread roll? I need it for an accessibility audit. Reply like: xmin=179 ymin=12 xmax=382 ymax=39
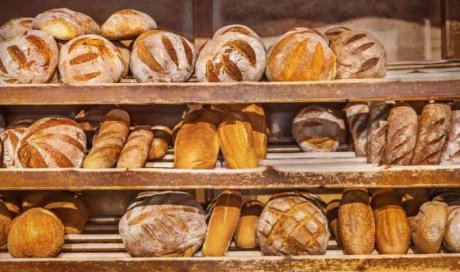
xmin=0 ymin=18 xmax=33 ymax=41
xmin=102 ymin=9 xmax=157 ymax=40
xmin=0 ymin=200 xmax=13 ymax=245
xmin=234 ymin=200 xmax=264 ymax=249
xmin=202 ymin=190 xmax=243 ymax=256
xmin=117 ymin=125 xmax=154 ymax=168
xmin=32 ymin=8 xmax=100 ymax=40
xmin=148 ymin=126 xmax=172 ymax=160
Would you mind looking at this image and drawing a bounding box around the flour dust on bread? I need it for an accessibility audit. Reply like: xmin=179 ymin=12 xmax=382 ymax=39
xmin=0 ymin=18 xmax=33 ymax=41
xmin=441 ymin=109 xmax=460 ymax=164
xmin=367 ymin=101 xmax=394 ymax=164
xmin=102 ymin=9 xmax=157 ymax=40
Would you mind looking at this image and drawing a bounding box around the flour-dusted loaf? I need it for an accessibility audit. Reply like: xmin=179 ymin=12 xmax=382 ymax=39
xmin=367 ymin=101 xmax=394 ymax=164
xmin=196 ymin=24 xmax=266 ymax=82
xmin=344 ymin=103 xmax=369 ymax=157
xmin=0 ymin=30 xmax=58 ymax=84
xmin=0 ymin=18 xmax=33 ymax=41
xmin=292 ymin=105 xmax=346 ymax=152
xmin=329 ymin=29 xmax=387 ymax=79
xmin=324 ymin=26 xmax=351 ymax=44
xmin=445 ymin=206 xmax=460 ymax=252
xmin=257 ymin=191 xmax=330 ymax=256
xmin=441 ymin=110 xmax=460 ymax=164
xmin=114 ymin=41 xmax=131 ymax=78
xmin=102 ymin=9 xmax=157 ymax=40
xmin=382 ymin=105 xmax=418 ymax=165
xmin=1 ymin=119 xmax=34 ymax=168
xmin=235 ymin=200 xmax=264 ymax=249
xmin=83 ymin=109 xmax=130 ymax=168
xmin=59 ymin=34 xmax=125 ymax=84
xmin=14 ymin=117 xmax=86 ymax=168
xmin=119 ymin=191 xmax=207 ymax=257
xmin=117 ymin=125 xmax=154 ymax=168
xmin=411 ymin=103 xmax=451 ymax=165
xmin=33 ymin=8 xmax=100 ymax=40
xmin=148 ymin=126 xmax=172 ymax=160
xmin=266 ymin=27 xmax=336 ymax=81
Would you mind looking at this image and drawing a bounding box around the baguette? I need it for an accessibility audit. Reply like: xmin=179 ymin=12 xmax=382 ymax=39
xmin=344 ymin=103 xmax=369 ymax=157
xmin=117 ymin=126 xmax=153 ymax=168
xmin=441 ymin=110 xmax=460 ymax=164
xmin=148 ymin=126 xmax=171 ymax=160
xmin=366 ymin=101 xmax=394 ymax=164
xmin=234 ymin=200 xmax=264 ymax=249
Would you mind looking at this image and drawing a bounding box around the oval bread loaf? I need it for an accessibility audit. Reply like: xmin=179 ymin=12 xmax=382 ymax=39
xmin=0 ymin=17 xmax=33 ymax=41
xmin=148 ymin=126 xmax=172 ymax=160
xmin=102 ymin=9 xmax=157 ymax=40
xmin=441 ymin=110 xmax=460 ymax=164
xmin=234 ymin=200 xmax=264 ymax=249
xmin=116 ymin=125 xmax=154 ymax=168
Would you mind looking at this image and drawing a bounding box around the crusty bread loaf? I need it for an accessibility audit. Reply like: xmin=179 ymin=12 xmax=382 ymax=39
xmin=1 ymin=127 xmax=26 ymax=168
xmin=102 ymin=9 xmax=157 ymax=40
xmin=257 ymin=191 xmax=329 ymax=255
xmin=0 ymin=30 xmax=58 ymax=84
xmin=32 ymin=8 xmax=100 ymax=40
xmin=338 ymin=189 xmax=375 ymax=255
xmin=0 ymin=18 xmax=33 ymax=41
xmin=117 ymin=126 xmax=154 ymax=168
xmin=59 ymin=34 xmax=125 ymax=84
xmin=119 ymin=191 xmax=207 ymax=257
xmin=292 ymin=105 xmax=346 ymax=152
xmin=326 ymin=199 xmax=342 ymax=248
xmin=0 ymin=200 xmax=12 ymax=245
xmin=382 ymin=105 xmax=418 ymax=165
xmin=14 ymin=117 xmax=86 ymax=168
xmin=411 ymin=103 xmax=451 ymax=165
xmin=441 ymin=110 xmax=460 ymax=164
xmin=74 ymin=106 xmax=114 ymax=147
xmin=324 ymin=26 xmax=351 ymax=44
xmin=202 ymin=190 xmax=243 ymax=256
xmin=445 ymin=206 xmax=460 ymax=252
xmin=234 ymin=200 xmax=264 ymax=249
xmin=266 ymin=27 xmax=336 ymax=81
xmin=43 ymin=192 xmax=89 ymax=234
xmin=83 ymin=109 xmax=130 ymax=168
xmin=131 ymin=30 xmax=196 ymax=82
xmin=148 ymin=126 xmax=172 ymax=160
xmin=234 ymin=104 xmax=268 ymax=160
xmin=174 ymin=109 xmax=221 ymax=169
xmin=114 ymin=41 xmax=131 ymax=78
xmin=196 ymin=25 xmax=266 ymax=82
xmin=367 ymin=101 xmax=394 ymax=164
xmin=345 ymin=103 xmax=369 ymax=157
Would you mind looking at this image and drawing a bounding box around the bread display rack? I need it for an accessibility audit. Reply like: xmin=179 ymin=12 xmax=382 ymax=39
xmin=0 ymin=0 xmax=460 ymax=271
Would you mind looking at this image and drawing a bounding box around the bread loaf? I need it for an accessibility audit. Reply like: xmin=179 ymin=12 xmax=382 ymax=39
xmin=14 ymin=117 xmax=86 ymax=168
xmin=292 ymin=105 xmax=346 ymax=152
xmin=382 ymin=105 xmax=418 ymax=165
xmin=345 ymin=103 xmax=369 ymax=157
xmin=444 ymin=206 xmax=460 ymax=252
xmin=21 ymin=191 xmax=57 ymax=211
xmin=119 ymin=191 xmax=207 ymax=257
xmin=1 ymin=127 xmax=26 ymax=168
xmin=372 ymin=190 xmax=410 ymax=254
xmin=326 ymin=199 xmax=342 ymax=248
xmin=43 ymin=193 xmax=89 ymax=234
xmin=234 ymin=104 xmax=268 ymax=159
xmin=234 ymin=200 xmax=264 ymax=249
xmin=202 ymin=190 xmax=243 ymax=256
xmin=83 ymin=109 xmax=130 ymax=168
xmin=410 ymin=201 xmax=448 ymax=253
xmin=117 ymin=126 xmax=154 ymax=168
xmin=148 ymin=126 xmax=171 ymax=160
xmin=59 ymin=34 xmax=125 ymax=84
xmin=33 ymin=8 xmax=100 ymax=40
xmin=441 ymin=110 xmax=460 ymax=164
xmin=114 ymin=41 xmax=131 ymax=78
xmin=102 ymin=9 xmax=157 ymax=40
xmin=0 ymin=18 xmax=33 ymax=41
xmin=324 ymin=26 xmax=351 ymax=44
xmin=401 ymin=189 xmax=430 ymax=217
xmin=74 ymin=106 xmax=114 ymax=147
xmin=329 ymin=29 xmax=387 ymax=79
xmin=131 ymin=30 xmax=196 ymax=82
xmin=8 ymin=208 xmax=64 ymax=258
xmin=367 ymin=101 xmax=394 ymax=164
xmin=266 ymin=27 xmax=336 ymax=81
xmin=174 ymin=109 xmax=221 ymax=169
xmin=0 ymin=200 xmax=12 ymax=245
xmin=257 ymin=191 xmax=330 ymax=255
xmin=0 ymin=30 xmax=58 ymax=84
xmin=338 ymin=189 xmax=375 ymax=255
xmin=196 ymin=24 xmax=266 ymax=82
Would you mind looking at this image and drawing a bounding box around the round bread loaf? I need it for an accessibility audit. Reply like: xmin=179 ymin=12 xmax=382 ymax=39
xmin=292 ymin=105 xmax=346 ymax=152
xmin=0 ymin=17 xmax=33 ymax=41
xmin=14 ymin=117 xmax=87 ymax=168
xmin=32 ymin=8 xmax=100 ymax=40
xmin=324 ymin=27 xmax=351 ymax=44
xmin=102 ymin=9 xmax=157 ymax=40
xmin=235 ymin=200 xmax=264 ymax=249
xmin=0 ymin=200 xmax=13 ymax=245
xmin=8 ymin=208 xmax=64 ymax=258
xmin=257 ymin=191 xmax=330 ymax=255
xmin=0 ymin=30 xmax=58 ymax=84
xmin=131 ymin=30 xmax=196 ymax=82
xmin=44 ymin=192 xmax=89 ymax=234
xmin=329 ymin=29 xmax=387 ymax=79
xmin=196 ymin=24 xmax=266 ymax=82
xmin=119 ymin=191 xmax=207 ymax=257
xmin=266 ymin=27 xmax=336 ymax=81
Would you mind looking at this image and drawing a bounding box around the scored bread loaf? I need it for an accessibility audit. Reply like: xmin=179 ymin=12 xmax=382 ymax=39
xmin=59 ymin=34 xmax=125 ymax=84
xmin=196 ymin=24 xmax=266 ymax=82
xmin=117 ymin=125 xmax=154 ymax=168
xmin=43 ymin=192 xmax=89 ymax=234
xmin=0 ymin=18 xmax=33 ymax=41
xmin=411 ymin=103 xmax=451 ymax=165
xmin=202 ymin=190 xmax=243 ymax=256
xmin=148 ymin=126 xmax=172 ymax=160
xmin=366 ymin=101 xmax=394 ymax=164
xmin=102 ymin=9 xmax=157 ymax=40
xmin=441 ymin=110 xmax=460 ymax=164
xmin=1 ymin=119 xmax=31 ymax=168
xmin=381 ymin=105 xmax=418 ymax=165
xmin=14 ymin=117 xmax=86 ymax=168
xmin=234 ymin=200 xmax=264 ymax=249
xmin=324 ymin=26 xmax=351 ymax=44
xmin=0 ymin=30 xmax=58 ymax=84
xmin=326 ymin=199 xmax=342 ymax=248
xmin=83 ymin=109 xmax=130 ymax=168
xmin=292 ymin=105 xmax=346 ymax=152
xmin=119 ymin=191 xmax=207 ymax=257
xmin=266 ymin=27 xmax=336 ymax=81
xmin=344 ymin=103 xmax=369 ymax=157
xmin=32 ymin=8 xmax=100 ymax=40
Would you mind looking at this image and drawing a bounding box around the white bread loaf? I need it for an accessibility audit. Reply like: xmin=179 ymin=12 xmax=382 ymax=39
xmin=116 ymin=126 xmax=154 ymax=168
xmin=101 ymin=9 xmax=157 ymax=40
xmin=0 ymin=18 xmax=33 ymax=41
xmin=367 ymin=101 xmax=394 ymax=164
xmin=441 ymin=110 xmax=460 ymax=164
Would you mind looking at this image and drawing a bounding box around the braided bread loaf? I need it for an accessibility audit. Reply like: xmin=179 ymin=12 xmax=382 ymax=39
xmin=102 ymin=9 xmax=157 ymax=40
xmin=131 ymin=30 xmax=196 ymax=82
xmin=59 ymin=35 xmax=124 ymax=84
xmin=0 ymin=18 xmax=33 ymax=41
xmin=195 ymin=24 xmax=266 ymax=82
xmin=0 ymin=30 xmax=58 ymax=84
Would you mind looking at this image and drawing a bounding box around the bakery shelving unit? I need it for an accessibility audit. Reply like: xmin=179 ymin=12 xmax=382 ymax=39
xmin=0 ymin=0 xmax=460 ymax=271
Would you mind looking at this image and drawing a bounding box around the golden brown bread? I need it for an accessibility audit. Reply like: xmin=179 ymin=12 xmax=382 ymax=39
xmin=43 ymin=193 xmax=89 ymax=234
xmin=202 ymin=190 xmax=243 ymax=256
xmin=21 ymin=191 xmax=57 ymax=211
xmin=0 ymin=200 xmax=12 ymax=245
xmin=234 ymin=200 xmax=264 ymax=249
xmin=148 ymin=126 xmax=172 ymax=160
xmin=0 ymin=194 xmax=20 ymax=216
xmin=101 ymin=9 xmax=157 ymax=40
xmin=117 ymin=126 xmax=154 ymax=168
xmin=326 ymin=199 xmax=342 ymax=248
xmin=0 ymin=17 xmax=33 ymax=41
